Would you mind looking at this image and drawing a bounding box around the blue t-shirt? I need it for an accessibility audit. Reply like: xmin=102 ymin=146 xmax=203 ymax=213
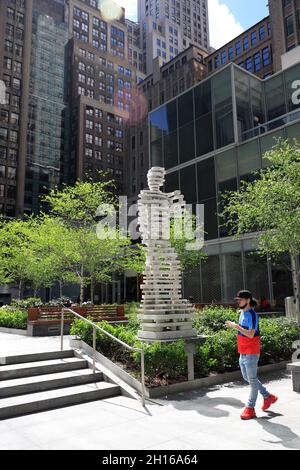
xmin=238 ymin=308 xmax=260 ymax=354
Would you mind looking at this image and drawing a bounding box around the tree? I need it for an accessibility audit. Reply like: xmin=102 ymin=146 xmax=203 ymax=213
xmin=0 ymin=217 xmax=33 ymax=299
xmin=43 ymin=179 xmax=142 ymax=304
xmin=222 ymin=138 xmax=300 ymax=311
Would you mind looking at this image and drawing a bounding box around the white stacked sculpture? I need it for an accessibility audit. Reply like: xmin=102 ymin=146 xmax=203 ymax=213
xmin=137 ymin=167 xmax=198 ymax=342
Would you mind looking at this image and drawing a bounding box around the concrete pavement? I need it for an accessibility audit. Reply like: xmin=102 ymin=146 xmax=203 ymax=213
xmin=0 ymin=332 xmax=299 ymax=450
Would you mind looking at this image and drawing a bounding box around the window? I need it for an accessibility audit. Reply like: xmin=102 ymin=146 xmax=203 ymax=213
xmin=243 ymin=36 xmax=249 ymax=51
xmin=95 ymin=123 xmax=102 ymax=133
xmin=7 ymin=167 xmax=16 ymax=180
xmin=4 ymin=57 xmax=12 ymax=70
xmin=95 ymin=136 xmax=102 ymax=147
xmin=15 ymin=44 xmax=23 ymax=57
xmin=0 ymin=110 xmax=9 ymax=123
xmin=6 ymin=24 xmax=14 ymax=37
xmin=228 ymin=46 xmax=234 ymax=61
xmin=12 ymin=95 xmax=20 ymax=108
xmin=16 ymin=28 xmax=23 ymax=42
xmin=251 ymin=31 xmax=257 ymax=46
xmin=10 ymin=130 xmax=18 ymax=143
xmin=10 ymin=112 xmax=19 ymax=125
xmin=86 ymin=119 xmax=93 ymax=130
xmin=262 ymin=47 xmax=270 ymax=66
xmin=95 ymin=109 xmax=102 ymax=119
xmin=85 ymin=148 xmax=93 ymax=159
xmin=12 ymin=78 xmax=20 ymax=90
xmin=285 ymin=16 xmax=294 ymax=36
xmin=5 ymin=40 xmax=13 ymax=54
xmin=259 ymin=26 xmax=265 ymax=41
xmin=235 ymin=41 xmax=241 ymax=55
xmin=254 ymin=52 xmax=262 ymax=71
xmin=246 ymin=57 xmax=253 ymax=72
xmin=221 ymin=50 xmax=226 ymax=64
xmin=86 ymin=134 xmax=93 ymax=144
xmin=0 ymin=147 xmax=7 ymax=160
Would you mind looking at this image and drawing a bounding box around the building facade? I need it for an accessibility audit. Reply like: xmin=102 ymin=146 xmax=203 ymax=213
xmin=66 ymin=0 xmax=137 ymax=193
xmin=138 ymin=0 xmax=209 ymax=74
xmin=148 ymin=61 xmax=300 ymax=307
xmin=126 ymin=45 xmax=208 ymax=200
xmin=0 ymin=0 xmax=69 ymax=217
xmin=269 ymin=0 xmax=300 ymax=71
xmin=206 ymin=17 xmax=274 ymax=79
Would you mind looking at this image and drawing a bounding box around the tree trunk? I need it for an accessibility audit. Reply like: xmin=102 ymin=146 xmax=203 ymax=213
xmin=90 ymin=276 xmax=95 ymax=305
xmin=290 ymin=253 xmax=300 ymax=317
xmin=33 ymin=288 xmax=38 ymax=298
xmin=18 ymin=280 xmax=23 ymax=300
xmin=59 ymin=280 xmax=63 ymax=298
xmin=80 ymin=265 xmax=84 ymax=306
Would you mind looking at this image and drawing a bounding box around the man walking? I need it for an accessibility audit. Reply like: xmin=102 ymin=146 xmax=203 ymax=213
xmin=226 ymin=290 xmax=278 ymax=420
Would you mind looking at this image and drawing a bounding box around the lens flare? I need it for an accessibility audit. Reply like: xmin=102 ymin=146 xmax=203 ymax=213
xmin=99 ymin=0 xmax=123 ymax=22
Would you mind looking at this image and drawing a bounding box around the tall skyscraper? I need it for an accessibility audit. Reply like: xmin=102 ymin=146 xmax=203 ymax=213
xmin=0 ymin=0 xmax=69 ymax=217
xmin=138 ymin=0 xmax=210 ymax=74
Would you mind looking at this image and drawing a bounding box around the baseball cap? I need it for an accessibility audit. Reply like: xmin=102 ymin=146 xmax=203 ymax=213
xmin=234 ymin=290 xmax=253 ymax=300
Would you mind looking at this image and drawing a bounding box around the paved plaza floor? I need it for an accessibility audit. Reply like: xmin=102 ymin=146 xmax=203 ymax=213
xmin=0 ymin=332 xmax=299 ymax=450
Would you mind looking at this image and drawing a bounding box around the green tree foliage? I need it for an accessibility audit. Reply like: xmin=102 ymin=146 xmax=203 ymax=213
xmin=221 ymin=138 xmax=300 ymax=308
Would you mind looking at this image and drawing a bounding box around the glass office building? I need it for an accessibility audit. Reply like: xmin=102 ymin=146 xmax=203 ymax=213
xmin=149 ymin=61 xmax=300 ymax=307
xmin=25 ymin=11 xmax=69 ymax=214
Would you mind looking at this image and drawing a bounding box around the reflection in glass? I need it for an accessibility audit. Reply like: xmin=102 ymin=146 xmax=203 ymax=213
xmin=178 ymin=90 xmax=194 ymax=126
xmin=179 ymin=122 xmax=195 ymax=163
xmin=201 ymin=255 xmax=222 ymax=302
xmin=265 ymin=74 xmax=286 ymax=125
xmin=212 ymin=67 xmax=234 ymax=148
xmin=245 ymin=250 xmax=270 ymax=305
xmin=197 ymin=158 xmax=216 ymax=201
xmin=164 ymin=130 xmax=178 ymax=169
xmin=164 ymin=171 xmax=179 ymax=193
xmin=180 ymin=165 xmax=197 ymax=204
xmin=238 ymin=140 xmax=261 ymax=183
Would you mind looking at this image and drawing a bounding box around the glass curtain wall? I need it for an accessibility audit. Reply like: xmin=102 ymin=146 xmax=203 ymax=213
xmin=26 ymin=12 xmax=69 ymax=213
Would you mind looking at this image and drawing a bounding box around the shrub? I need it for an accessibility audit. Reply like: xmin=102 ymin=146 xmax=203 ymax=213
xmin=10 ymin=297 xmax=43 ymax=309
xmin=70 ymin=309 xmax=300 ymax=385
xmin=193 ymin=306 xmax=239 ymax=334
xmin=259 ymin=318 xmax=300 ymax=364
xmin=0 ymin=308 xmax=28 ymax=329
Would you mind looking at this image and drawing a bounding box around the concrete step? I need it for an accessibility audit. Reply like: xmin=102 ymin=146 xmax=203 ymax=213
xmin=0 ymin=349 xmax=75 ymax=366
xmin=0 ymin=369 xmax=103 ymax=398
xmin=0 ymin=382 xmax=121 ymax=419
xmin=0 ymin=357 xmax=88 ymax=381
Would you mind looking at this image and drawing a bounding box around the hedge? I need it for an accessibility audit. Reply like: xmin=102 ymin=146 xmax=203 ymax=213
xmin=70 ymin=306 xmax=300 ymax=387
xmin=0 ymin=308 xmax=28 ymax=330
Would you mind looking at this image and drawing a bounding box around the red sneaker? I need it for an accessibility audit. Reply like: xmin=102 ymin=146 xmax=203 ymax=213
xmin=240 ymin=407 xmax=256 ymax=420
xmin=262 ymin=394 xmax=278 ymax=411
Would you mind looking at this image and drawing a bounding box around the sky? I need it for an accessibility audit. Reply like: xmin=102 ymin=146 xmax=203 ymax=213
xmin=113 ymin=0 xmax=269 ymax=49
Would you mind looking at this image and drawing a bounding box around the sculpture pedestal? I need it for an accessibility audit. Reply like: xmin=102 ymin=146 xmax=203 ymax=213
xmin=184 ymin=336 xmax=207 ymax=381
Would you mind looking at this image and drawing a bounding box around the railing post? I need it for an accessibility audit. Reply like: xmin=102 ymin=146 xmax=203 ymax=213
xmin=93 ymin=326 xmax=96 ymax=374
xmin=141 ymin=350 xmax=146 ymax=407
xmin=60 ymin=308 xmax=64 ymax=351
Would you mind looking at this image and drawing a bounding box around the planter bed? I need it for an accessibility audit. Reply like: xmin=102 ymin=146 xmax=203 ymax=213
xmin=70 ymin=338 xmax=289 ymax=399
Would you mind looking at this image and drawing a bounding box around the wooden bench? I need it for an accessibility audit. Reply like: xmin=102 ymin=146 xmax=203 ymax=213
xmin=27 ymin=305 xmax=127 ymax=336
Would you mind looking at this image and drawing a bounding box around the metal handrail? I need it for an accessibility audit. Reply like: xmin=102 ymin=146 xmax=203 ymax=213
xmin=60 ymin=307 xmax=146 ymax=407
